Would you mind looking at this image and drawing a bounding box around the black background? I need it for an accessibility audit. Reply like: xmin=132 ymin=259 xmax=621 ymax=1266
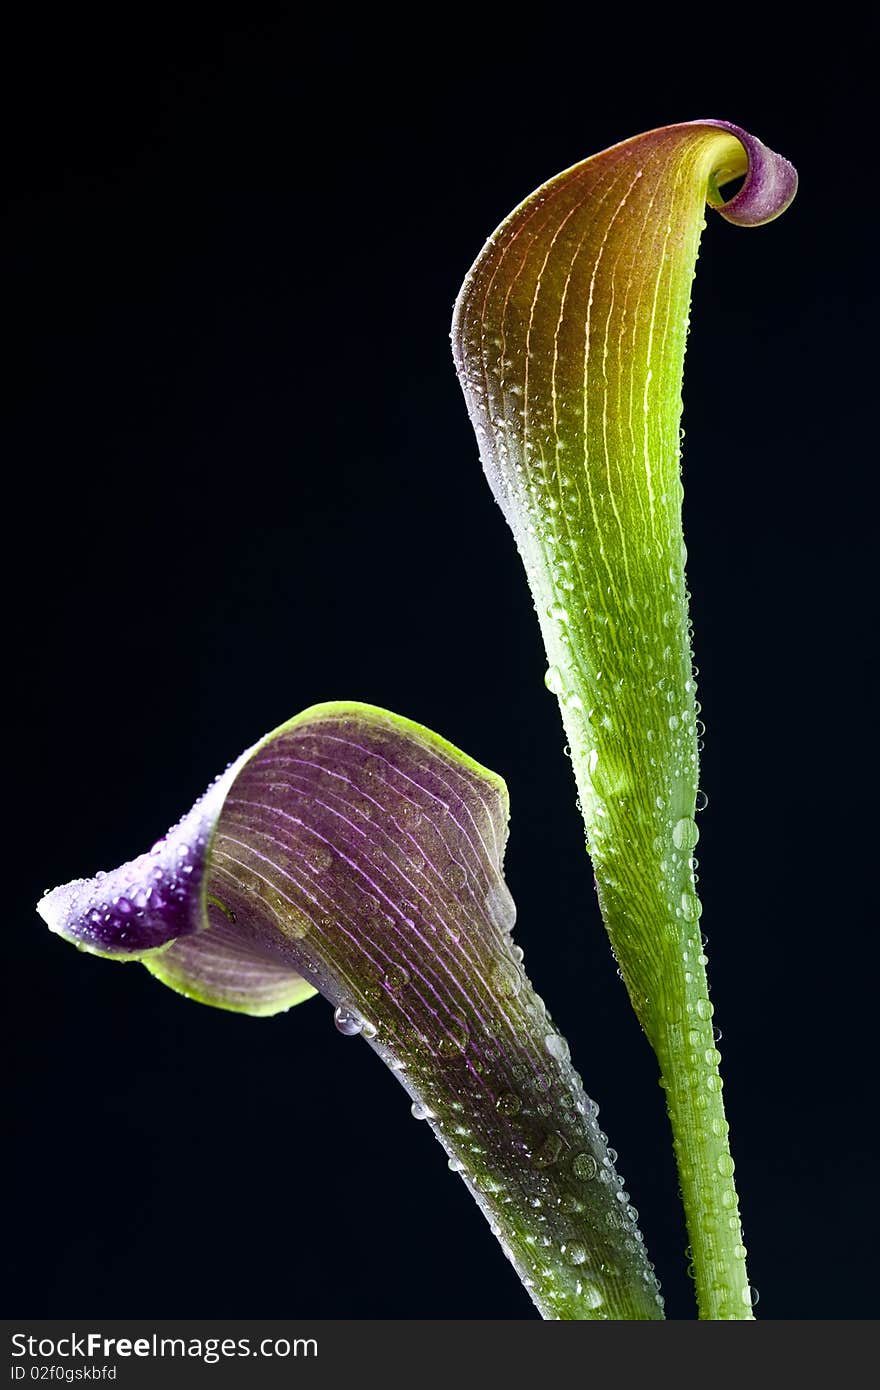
xmin=6 ymin=9 xmax=877 ymax=1320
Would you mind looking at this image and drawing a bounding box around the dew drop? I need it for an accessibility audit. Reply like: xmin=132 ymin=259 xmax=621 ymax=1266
xmin=544 ymin=1032 xmax=570 ymax=1062
xmin=717 ymin=1154 xmax=735 ymax=1177
xmin=496 ymin=1091 xmax=522 ymax=1117
xmin=444 ymin=860 xmax=468 ymax=892
xmin=491 ymin=960 xmax=522 ymax=998
xmin=486 ymin=883 xmax=517 ymax=933
xmin=383 ymin=964 xmax=410 ymax=993
xmin=544 ymin=665 xmax=564 ymax=694
xmin=581 ymin=1283 xmax=604 ymax=1310
xmin=567 ymin=1243 xmax=588 ymax=1266
xmin=672 ymin=816 xmax=699 ymax=850
xmin=695 ymin=789 xmax=709 ymax=812
xmin=533 ymin=1133 xmax=563 ymax=1168
xmin=573 ymin=1152 xmax=598 ymax=1181
xmin=333 ymin=1006 xmax=363 ymax=1036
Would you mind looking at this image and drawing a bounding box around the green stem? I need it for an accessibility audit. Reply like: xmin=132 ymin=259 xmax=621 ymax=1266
xmin=650 ymin=954 xmax=753 ymax=1320
xmin=366 ymin=946 xmax=666 ymax=1321
xmin=547 ymin=642 xmax=753 ymax=1318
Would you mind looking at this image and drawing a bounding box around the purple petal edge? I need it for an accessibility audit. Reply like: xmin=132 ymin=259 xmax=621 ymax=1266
xmin=696 ymin=118 xmax=798 ymax=226
xmin=36 ymin=756 xmax=245 ymax=956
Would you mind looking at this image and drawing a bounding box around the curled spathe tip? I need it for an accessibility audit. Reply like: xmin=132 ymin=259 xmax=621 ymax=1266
xmin=697 ymin=118 xmax=798 ymax=226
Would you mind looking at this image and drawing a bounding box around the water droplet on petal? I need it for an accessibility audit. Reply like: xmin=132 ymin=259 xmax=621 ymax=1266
xmin=383 ymin=964 xmax=410 ymax=993
xmin=333 ymin=1006 xmax=363 ymax=1036
xmin=573 ymin=1152 xmax=598 ymax=1181
xmin=672 ymin=816 xmax=699 ymax=850
xmin=485 ymin=883 xmax=517 ymax=933
xmin=533 ymin=1132 xmax=563 ymax=1168
xmin=544 ymin=1032 xmax=570 ymax=1062
xmin=443 ymin=860 xmax=468 ymax=892
xmin=496 ymin=1091 xmax=522 ymax=1117
xmin=491 ymin=960 xmax=522 ymax=998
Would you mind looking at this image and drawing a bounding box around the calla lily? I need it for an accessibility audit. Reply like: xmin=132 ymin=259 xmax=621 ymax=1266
xmin=39 ymin=701 xmax=663 ymax=1320
xmin=452 ymin=119 xmax=796 ymax=1319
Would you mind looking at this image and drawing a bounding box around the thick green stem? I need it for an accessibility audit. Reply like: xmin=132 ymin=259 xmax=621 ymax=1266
xmin=543 ymin=625 xmax=753 ymax=1317
xmin=650 ymin=957 xmax=753 ymax=1319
